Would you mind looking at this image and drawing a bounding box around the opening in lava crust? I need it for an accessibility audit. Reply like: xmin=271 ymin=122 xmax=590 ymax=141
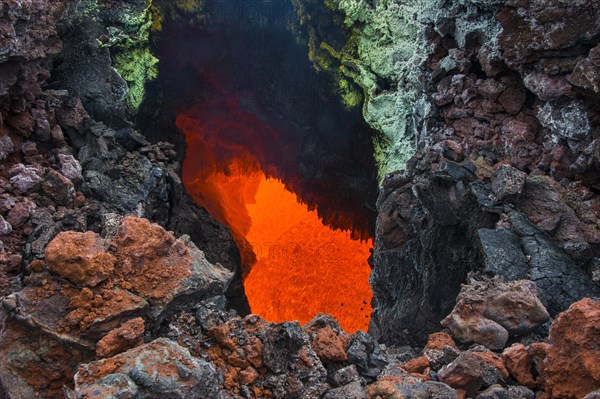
xmin=141 ymin=0 xmax=379 ymax=332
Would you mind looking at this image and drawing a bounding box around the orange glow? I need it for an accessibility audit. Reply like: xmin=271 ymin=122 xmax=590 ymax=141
xmin=177 ymin=92 xmax=373 ymax=332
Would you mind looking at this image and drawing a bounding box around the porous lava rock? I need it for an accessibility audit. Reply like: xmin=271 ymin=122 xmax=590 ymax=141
xmin=0 ymin=217 xmax=233 ymax=397
xmin=74 ymin=338 xmax=220 ymax=399
xmin=45 ymin=231 xmax=115 ymax=288
xmin=95 ymin=317 xmax=145 ymax=359
xmin=542 ymin=298 xmax=600 ymax=399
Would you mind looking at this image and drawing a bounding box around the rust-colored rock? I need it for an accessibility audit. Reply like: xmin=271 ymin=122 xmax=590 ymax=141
xmin=111 ymin=216 xmax=232 ymax=318
xmin=45 ymin=231 xmax=115 ymax=287
xmin=426 ymin=332 xmax=457 ymax=350
xmin=503 ymin=343 xmax=536 ymax=388
xmin=96 ymin=317 xmax=145 ymax=358
xmin=310 ymin=326 xmax=348 ymax=363
xmin=543 ymin=298 xmax=600 ymax=399
xmin=402 ymin=356 xmax=431 ymax=380
xmin=0 ymin=315 xmax=91 ymax=399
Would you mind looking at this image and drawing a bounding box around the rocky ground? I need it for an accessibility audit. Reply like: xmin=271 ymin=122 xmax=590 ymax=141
xmin=0 ymin=0 xmax=599 ymax=398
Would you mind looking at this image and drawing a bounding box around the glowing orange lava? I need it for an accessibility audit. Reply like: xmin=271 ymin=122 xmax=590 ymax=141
xmin=177 ymin=93 xmax=373 ymax=332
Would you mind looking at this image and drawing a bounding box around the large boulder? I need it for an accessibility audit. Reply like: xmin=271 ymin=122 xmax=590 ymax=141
xmin=74 ymin=338 xmax=220 ymax=399
xmin=441 ymin=277 xmax=549 ymax=350
xmin=543 ymin=298 xmax=600 ymax=398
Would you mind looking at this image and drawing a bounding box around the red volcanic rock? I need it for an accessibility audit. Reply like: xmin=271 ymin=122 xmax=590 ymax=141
xmin=111 ymin=216 xmax=233 ymax=318
xmin=498 ymin=0 xmax=600 ymax=67
xmin=569 ymin=44 xmax=600 ymax=93
xmin=503 ymin=343 xmax=536 ymax=388
xmin=41 ymin=169 xmax=74 ymax=206
xmin=441 ymin=278 xmax=549 ymax=350
xmin=0 ymin=316 xmax=90 ymax=399
xmin=426 ymin=332 xmax=457 ymax=350
xmin=523 ymin=72 xmax=574 ymax=101
xmin=310 ymin=326 xmax=348 ymax=363
xmin=95 ymin=317 xmax=145 ymax=359
xmin=6 ymin=199 xmax=36 ymax=228
xmin=45 ymin=231 xmax=115 ymax=287
xmin=402 ymin=356 xmax=430 ymax=379
xmin=543 ymin=298 xmax=600 ymax=399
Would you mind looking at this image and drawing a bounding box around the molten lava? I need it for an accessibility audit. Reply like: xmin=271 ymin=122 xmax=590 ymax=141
xmin=177 ymin=90 xmax=373 ymax=332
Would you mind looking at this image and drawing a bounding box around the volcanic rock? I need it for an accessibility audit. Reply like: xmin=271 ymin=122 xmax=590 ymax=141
xmin=498 ymin=0 xmax=600 ymax=67
xmin=202 ymin=314 xmax=328 ymax=398
xmin=111 ymin=216 xmax=233 ymax=320
xmin=347 ymin=331 xmax=389 ymax=379
xmin=3 ymin=273 xmax=148 ymax=345
xmin=309 ymin=325 xmax=349 ymax=363
xmin=8 ymin=163 xmax=41 ymax=195
xmin=502 ymin=344 xmax=537 ymax=388
xmin=95 ymin=317 xmax=145 ymax=359
xmin=476 ymin=385 xmax=534 ymax=399
xmin=45 ymin=231 xmax=115 ymax=288
xmin=584 ymin=391 xmax=600 ymax=399
xmin=0 ymin=216 xmax=11 ymax=236
xmin=6 ymin=199 xmax=35 ymax=228
xmin=441 ymin=277 xmax=549 ymax=350
xmin=371 ymin=160 xmax=497 ymax=346
xmin=569 ymin=44 xmax=600 ymax=93
xmin=491 ymin=165 xmax=527 ymax=201
xmin=326 ymin=380 xmax=367 ymax=399
xmin=58 ymin=153 xmax=83 ymax=184
xmin=41 ymin=169 xmax=75 ymax=206
xmin=366 ymin=376 xmax=457 ymax=399
xmin=0 ymin=313 xmax=91 ymax=399
xmin=74 ymin=338 xmax=220 ymax=399
xmin=543 ymin=298 xmax=600 ymax=398
xmin=438 ymin=352 xmax=501 ymax=398
xmin=0 ymin=134 xmax=14 ymax=162
xmin=331 ymin=365 xmax=362 ymax=387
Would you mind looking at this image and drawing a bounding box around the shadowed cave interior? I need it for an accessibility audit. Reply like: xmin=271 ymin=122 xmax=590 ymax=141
xmin=138 ymin=0 xmax=379 ymax=332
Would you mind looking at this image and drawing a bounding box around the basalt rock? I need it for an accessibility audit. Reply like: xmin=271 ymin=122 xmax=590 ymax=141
xmin=371 ymin=160 xmax=497 ymax=346
xmin=438 ymin=352 xmax=502 ymax=398
xmin=374 ymin=157 xmax=600 ymax=345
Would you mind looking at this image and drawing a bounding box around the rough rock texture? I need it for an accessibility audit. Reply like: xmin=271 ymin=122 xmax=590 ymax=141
xmin=0 ymin=218 xmax=232 ymax=397
xmin=371 ymin=0 xmax=600 ymax=346
xmin=441 ymin=277 xmax=549 ymax=350
xmin=45 ymin=231 xmax=115 ymax=287
xmin=74 ymin=338 xmax=220 ymax=399
xmin=96 ymin=317 xmax=145 ymax=359
xmin=438 ymin=352 xmax=502 ymax=398
xmin=543 ymin=298 xmax=600 ymax=399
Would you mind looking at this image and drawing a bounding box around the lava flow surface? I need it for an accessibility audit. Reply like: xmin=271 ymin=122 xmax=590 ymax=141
xmin=177 ymin=95 xmax=373 ymax=332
